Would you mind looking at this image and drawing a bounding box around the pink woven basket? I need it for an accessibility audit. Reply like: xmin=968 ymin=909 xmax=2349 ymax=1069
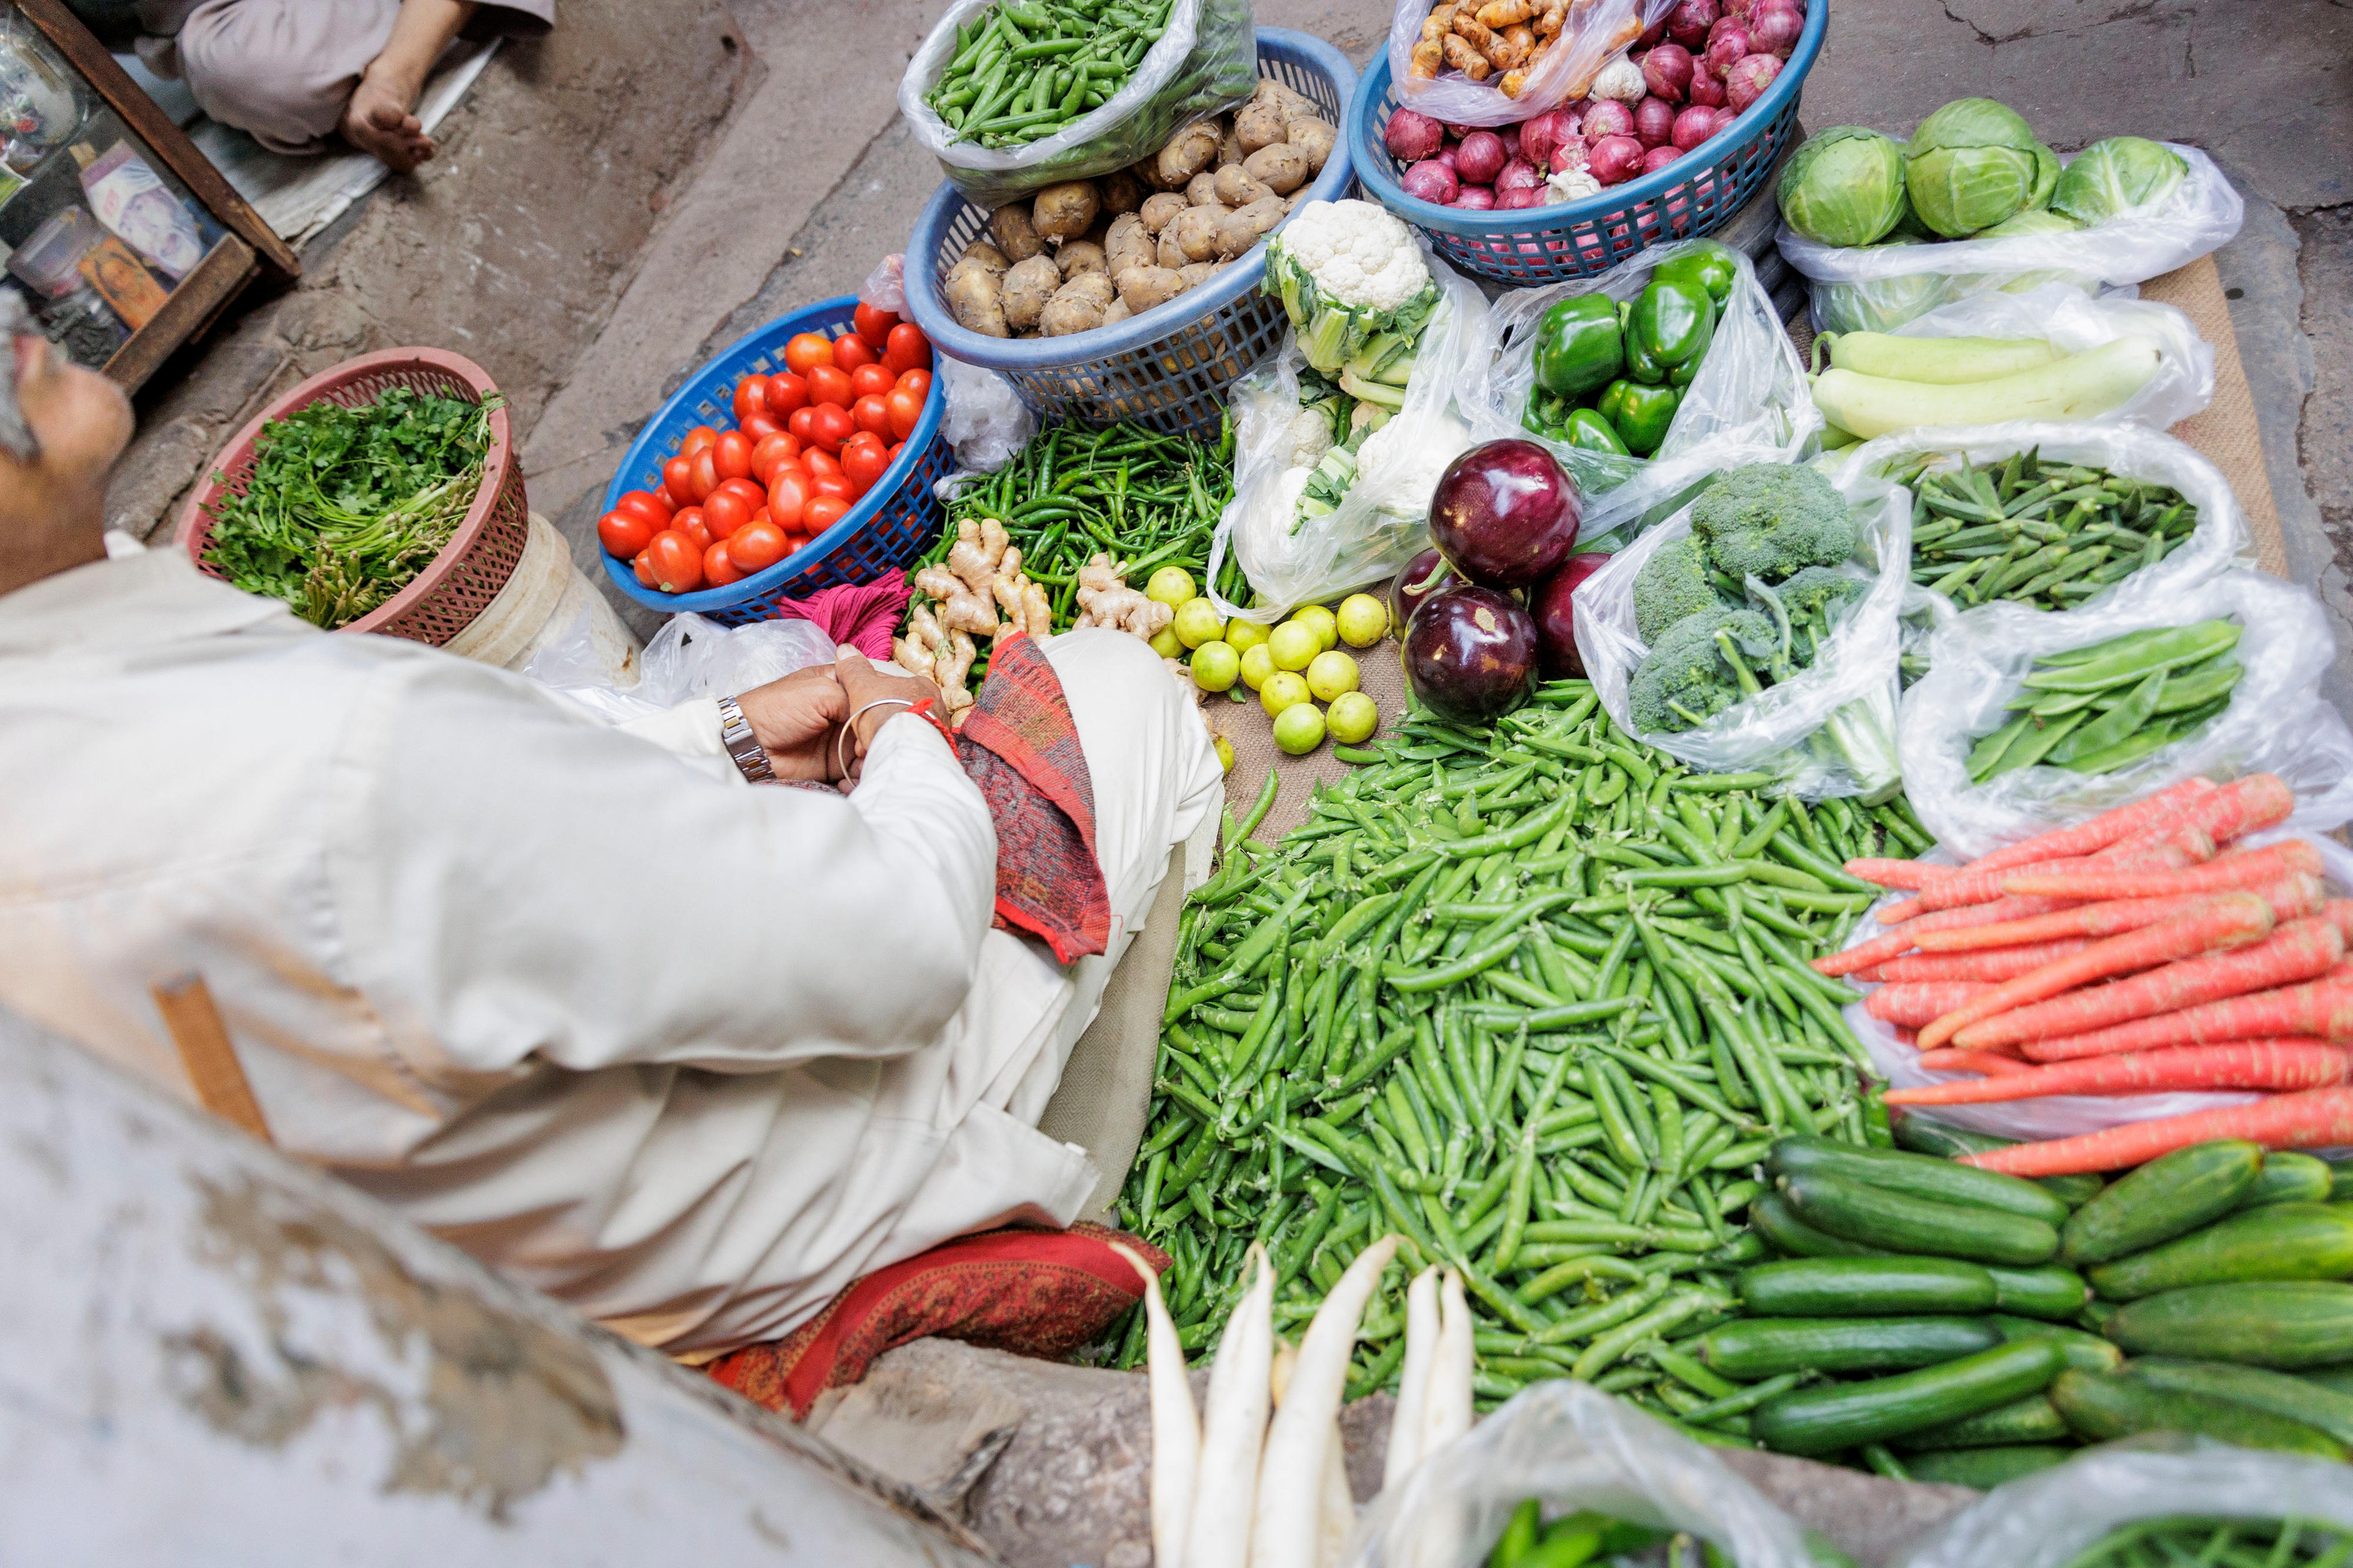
xmin=174 ymin=348 xmax=528 ymax=646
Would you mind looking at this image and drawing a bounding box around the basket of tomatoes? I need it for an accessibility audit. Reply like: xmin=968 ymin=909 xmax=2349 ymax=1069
xmin=595 ymin=295 xmax=947 ymax=624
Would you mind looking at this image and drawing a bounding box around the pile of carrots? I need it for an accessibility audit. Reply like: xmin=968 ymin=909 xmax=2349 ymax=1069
xmin=1815 ymin=775 xmax=2353 ymax=1176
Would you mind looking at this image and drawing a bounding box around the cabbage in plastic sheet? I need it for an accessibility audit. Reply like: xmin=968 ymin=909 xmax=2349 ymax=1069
xmin=1383 ymin=0 xmax=1675 ymax=129
xmin=1779 ymin=143 xmax=2243 ymax=335
xmin=1574 ymin=461 xmax=1912 ymax=800
xmin=1342 ymin=1381 xmax=1838 ymax=1568
xmin=1897 ymin=1442 xmax=2353 ymax=1568
xmin=1465 ymin=238 xmax=1824 ymax=552
xmin=1896 ymin=570 xmax=2353 ymax=860
xmin=898 ymin=0 xmax=1257 ymax=208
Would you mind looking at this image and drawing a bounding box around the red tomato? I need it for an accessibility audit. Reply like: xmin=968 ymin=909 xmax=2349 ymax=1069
xmin=806 ymin=496 xmax=850 ymax=534
xmin=768 ymin=469 xmax=809 ymax=532
xmin=833 ymin=333 xmax=877 ymax=373
xmin=782 ymin=332 xmax=834 ymax=376
xmin=896 ymin=368 xmax=932 ymax=402
xmin=703 ymin=538 xmax=745 ymax=588
xmin=712 ymin=430 xmax=754 ymax=484
xmin=854 ymin=301 xmax=899 ymax=351
xmin=885 ymin=385 xmax=924 ymax=442
xmin=849 ymin=363 xmax=896 ymax=401
xmin=881 ymin=323 xmax=932 ymax=378
xmin=849 ymin=393 xmax=892 ymax=441
xmin=715 ymin=476 xmax=767 ymax=512
xmin=598 ymin=508 xmax=656 ymax=558
xmin=642 ymin=530 xmax=704 ymax=593
xmin=783 ymin=536 xmax=805 ymax=558
xmin=842 ymin=434 xmax=890 ymax=492
xmin=748 ymin=505 xmax=772 ymax=531
xmin=728 ymin=520 xmax=789 ymax=573
xmin=750 ymin=432 xmax=800 ymax=484
xmin=806 ymin=365 xmax=852 ymax=411
xmin=788 ymin=406 xmax=821 ymax=445
xmin=634 ymin=552 xmax=656 ymax=588
xmin=803 ymin=447 xmax=842 ymax=479
xmin=671 ymin=506 xmax=712 ymax=551
xmin=731 ymin=376 xmax=767 ymax=423
xmin=886 ymin=441 xmax=904 ymax=462
xmin=810 ymin=471 xmax=855 ymax=502
xmin=765 ymin=372 xmax=809 ymax=418
xmin=662 ymin=455 xmax=695 ymax=502
xmin=682 ymin=424 xmax=719 ymax=456
xmin=688 ymin=448 xmax=720 ymax=503
xmin=653 ymin=482 xmax=681 ymax=512
xmin=807 ymin=403 xmax=854 ymax=454
xmin=741 ymin=411 xmax=784 ymax=443
xmin=703 ymin=489 xmax=751 ymax=541
xmin=615 ymin=488 xmax=671 ymax=526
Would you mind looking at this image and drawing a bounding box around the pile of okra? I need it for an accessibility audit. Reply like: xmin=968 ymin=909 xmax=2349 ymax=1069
xmin=1112 ymin=679 xmax=1932 ymax=1410
xmin=2065 ymin=1517 xmax=2353 ymax=1568
xmin=1901 ymin=451 xmax=2199 ymax=614
xmin=924 ymin=0 xmax=1172 ymax=146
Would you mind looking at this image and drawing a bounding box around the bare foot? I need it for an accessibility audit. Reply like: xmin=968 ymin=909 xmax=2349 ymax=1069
xmin=339 ymin=68 xmax=436 ymax=172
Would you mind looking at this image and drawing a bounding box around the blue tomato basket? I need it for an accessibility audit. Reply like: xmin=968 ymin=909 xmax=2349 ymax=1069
xmin=1348 ymin=0 xmax=1824 ymax=285
xmin=598 ymin=297 xmax=949 ymax=626
xmin=902 ymin=28 xmax=1357 ymax=438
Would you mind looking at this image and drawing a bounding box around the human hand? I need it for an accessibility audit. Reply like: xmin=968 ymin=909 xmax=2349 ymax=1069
xmin=736 ymin=665 xmax=848 ymax=782
xmin=834 ymin=649 xmax=942 ymax=779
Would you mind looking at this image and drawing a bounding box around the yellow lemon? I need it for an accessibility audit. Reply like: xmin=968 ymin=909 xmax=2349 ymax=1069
xmin=1145 ymin=566 xmax=1196 ymax=609
xmin=1272 ymin=702 xmax=1326 ymax=755
xmin=1225 ymin=617 xmax=1271 ymax=653
xmin=1306 ymin=649 xmax=1360 ymax=703
xmin=1174 ymin=596 xmax=1225 ymax=649
xmin=1213 ymin=733 xmax=1235 ymax=773
xmin=1327 ymin=690 xmax=1378 ymax=745
xmin=1268 ymin=620 xmax=1320 ymax=672
xmin=1190 ymin=639 xmax=1240 ymax=692
xmin=1260 ymin=670 xmax=1311 ymax=718
xmin=1239 ymin=642 xmax=1275 ymax=691
xmin=1148 ymin=626 xmax=1182 ymax=659
xmin=1336 ymin=593 xmax=1388 ymax=648
xmin=1292 ymin=603 xmax=1339 ymax=651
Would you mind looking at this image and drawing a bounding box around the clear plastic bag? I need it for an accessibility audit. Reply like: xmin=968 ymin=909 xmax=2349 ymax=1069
xmin=898 ymin=0 xmax=1257 ymax=208
xmin=1833 ymin=418 xmax=2253 ymax=619
xmin=936 ymin=353 xmax=1037 ymax=476
xmin=1895 ymin=569 xmax=2353 ymax=860
xmin=1897 ymin=1441 xmax=2353 ymax=1568
xmin=1384 ymin=0 xmax=1675 ymax=128
xmin=525 ymin=612 xmax=836 ymax=725
xmin=859 ymin=253 xmax=908 ymax=315
xmin=1573 ymin=463 xmax=1912 ymax=799
xmin=1467 ymin=238 xmax=1824 ymax=547
xmin=1781 ymin=144 xmax=2243 ymax=335
xmin=1208 ymin=241 xmax=1490 ymax=619
xmin=1344 ymin=1380 xmax=1834 ymax=1568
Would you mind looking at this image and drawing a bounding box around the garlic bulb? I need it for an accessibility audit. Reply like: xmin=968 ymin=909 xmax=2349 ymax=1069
xmin=1589 ymin=55 xmax=1645 ymax=102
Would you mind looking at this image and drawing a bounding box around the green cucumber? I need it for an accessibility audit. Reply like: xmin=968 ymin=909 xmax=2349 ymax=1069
xmin=2088 ymin=1202 xmax=2353 ymax=1300
xmin=1890 ymin=1116 xmax=2105 ymax=1206
xmin=2103 ymin=1282 xmax=2353 ymax=1369
xmin=2122 ymin=1356 xmax=2353 ymax=1446
xmin=2303 ymin=1365 xmax=2353 ymax=1397
xmin=2328 ymin=1157 xmax=2353 ymax=1202
xmin=2059 ymin=1139 xmax=2264 ymax=1265
xmin=1982 ymin=1264 xmax=2089 ymax=1320
xmin=1749 ymin=1193 xmax=1891 ymax=1259
xmin=1895 ymin=1393 xmax=2070 ymax=1450
xmin=1738 ymin=1256 xmax=1998 ymax=1317
xmin=1699 ymin=1317 xmax=2004 ymax=1379
xmin=1898 ymin=1446 xmax=2074 ymax=1489
xmin=1779 ymin=1171 xmax=2060 ymax=1266
xmin=1985 ymin=1314 xmax=2124 ymax=1374
xmin=1765 ymin=1136 xmax=2071 ymax=1227
xmin=2241 ymin=1152 xmax=2335 ymax=1207
xmin=2049 ymin=1368 xmax=2348 ymax=1460
xmin=1750 ymin=1340 xmax=2065 ymax=1456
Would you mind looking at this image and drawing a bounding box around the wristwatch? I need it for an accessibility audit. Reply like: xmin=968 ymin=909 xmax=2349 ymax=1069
xmin=716 ymin=693 xmax=776 ymax=784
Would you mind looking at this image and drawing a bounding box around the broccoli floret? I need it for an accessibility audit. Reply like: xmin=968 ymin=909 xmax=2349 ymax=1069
xmin=1631 ymin=536 xmax=1729 ymax=643
xmin=1629 ymin=606 xmax=1778 ymax=733
xmin=1690 ymin=464 xmax=1859 ymax=582
xmin=1777 ymin=565 xmax=1867 ymax=623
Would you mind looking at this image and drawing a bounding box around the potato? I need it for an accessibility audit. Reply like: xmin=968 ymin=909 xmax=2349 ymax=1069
xmin=960 ymin=238 xmax=1009 ymax=275
xmin=1185 ymin=170 xmax=1221 ymax=206
xmin=1156 ymin=227 xmax=1189 ymax=270
xmin=1039 ymin=272 xmax=1117 ymax=336
xmin=1234 ymin=98 xmax=1289 ymax=156
xmin=1215 ymin=196 xmax=1288 ymax=259
xmin=1244 ymin=144 xmax=1311 ymax=196
xmin=1264 ymin=81 xmax=1320 ymax=126
xmin=989 ymin=203 xmax=1042 ymax=262
xmin=1168 ymin=203 xmax=1229 ymax=262
xmin=1031 ymin=181 xmax=1100 ymax=242
xmin=943 ymin=259 xmax=1008 ymax=337
xmin=1214 ymin=164 xmax=1272 ymax=208
xmin=1154 ymin=119 xmax=1221 ymax=186
xmin=1058 ymin=241 xmax=1107 ymax=278
xmin=1218 ymin=125 xmax=1246 ymax=168
xmin=1284 ymin=116 xmax=1338 ymax=174
xmin=1138 ymin=192 xmax=1189 ymax=235
xmin=1105 ymin=212 xmax=1154 ymax=278
xmin=1177 ymin=261 xmax=1217 ymax=288
xmin=1101 ymin=296 xmax=1132 ymax=326
xmin=1117 ymin=265 xmax=1185 ymax=313
xmin=1001 ymin=254 xmax=1061 ymax=332
xmin=1098 ymin=169 xmax=1145 ymax=215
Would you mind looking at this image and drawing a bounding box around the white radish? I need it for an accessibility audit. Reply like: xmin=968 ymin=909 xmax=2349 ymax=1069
xmin=1111 ymin=1242 xmax=1198 ymax=1568
xmin=1317 ymin=1421 xmax=1353 ymax=1568
xmin=1182 ymin=1244 xmax=1275 ymax=1568
xmin=1249 ymin=1234 xmax=1403 ymax=1568
xmin=1384 ymin=1266 xmax=1441 ymax=1488
xmin=1421 ymin=1269 xmax=1475 ymax=1457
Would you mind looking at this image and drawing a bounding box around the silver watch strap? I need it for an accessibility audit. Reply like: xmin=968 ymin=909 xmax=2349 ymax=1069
xmin=716 ymin=693 xmax=776 ymax=784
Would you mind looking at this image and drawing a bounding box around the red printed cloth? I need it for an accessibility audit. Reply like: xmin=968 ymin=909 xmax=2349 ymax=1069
xmin=955 ymin=629 xmax=1111 ymax=964
xmin=704 ymin=1223 xmax=1165 ymax=1419
xmin=771 ymin=571 xmax=911 ymax=660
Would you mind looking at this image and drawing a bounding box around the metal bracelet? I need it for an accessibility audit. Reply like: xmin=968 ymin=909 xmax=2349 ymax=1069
xmin=716 ymin=693 xmax=777 ymax=785
xmin=835 ymin=698 xmax=918 ymax=779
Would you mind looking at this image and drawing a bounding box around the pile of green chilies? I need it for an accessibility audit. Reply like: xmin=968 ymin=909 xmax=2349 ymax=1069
xmin=1112 ymin=681 xmax=1932 ymax=1423
xmin=1901 ymin=451 xmax=2199 ymax=614
xmin=925 ymin=0 xmax=1171 ymax=145
xmin=2064 ymin=1517 xmax=2353 ymax=1568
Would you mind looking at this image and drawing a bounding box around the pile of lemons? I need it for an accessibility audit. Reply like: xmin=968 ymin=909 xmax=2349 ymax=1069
xmin=1142 ymin=567 xmax=1389 ymax=759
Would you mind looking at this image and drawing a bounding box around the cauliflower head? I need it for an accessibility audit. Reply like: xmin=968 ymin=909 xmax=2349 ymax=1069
xmin=1272 ymin=199 xmax=1431 ymax=312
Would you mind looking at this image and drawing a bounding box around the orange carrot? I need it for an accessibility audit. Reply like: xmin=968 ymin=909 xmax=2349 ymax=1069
xmin=1915 ymin=1049 xmax=2036 ymax=1076
xmin=1812 ymin=895 xmax=2071 ymax=977
xmin=1911 ymin=839 xmax=2207 ymax=917
xmin=2319 ymin=899 xmax=2353 ymax=941
xmin=1875 ymin=940 xmax=2093 ymax=985
xmin=1851 ymin=965 xmax=1888 ymax=982
xmin=1868 ymin=982 xmax=1992 ymax=1028
xmin=1877 ymin=895 xmax=1927 ymax=924
xmin=1889 ymin=1040 xmax=2352 ymax=1107
xmin=2166 ymin=773 xmax=2296 ymax=850
xmin=1892 ymin=1026 xmax=1919 ymax=1047
xmin=1845 ymin=858 xmax=1955 ymax=890
xmin=1958 ymin=1086 xmax=2353 ymax=1176
xmin=1916 ymin=893 xmax=2277 ymax=1052
xmin=1912 ymin=875 xmax=2325 ymax=955
xmin=1961 ymin=778 xmax=2217 ymax=876
xmin=2021 ymin=981 xmax=2353 ymax=1061
xmin=1999 ymin=842 xmax=2323 ymax=903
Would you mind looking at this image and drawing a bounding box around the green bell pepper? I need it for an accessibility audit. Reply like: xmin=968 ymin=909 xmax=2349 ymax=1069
xmin=1629 ymin=275 xmax=1717 ymax=370
xmin=1601 ymin=378 xmax=1681 ymax=457
xmin=1651 ymin=241 xmax=1738 ymax=306
xmin=1531 ymin=293 xmax=1625 ymax=402
xmin=1624 ymin=330 xmax=1670 ymax=386
xmin=1523 ymin=388 xmax=1573 ymax=439
xmin=1562 ymin=408 xmax=1630 ymax=455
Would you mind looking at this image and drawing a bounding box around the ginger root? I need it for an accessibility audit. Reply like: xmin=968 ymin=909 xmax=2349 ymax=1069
xmin=1074 ymin=553 xmax=1175 ymax=640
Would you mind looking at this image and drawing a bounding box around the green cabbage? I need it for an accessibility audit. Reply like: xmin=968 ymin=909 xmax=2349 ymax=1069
xmin=2050 ymin=136 xmax=2188 ymax=225
xmin=1778 ymin=126 xmax=1910 ymax=248
xmin=1809 ymin=236 xmax=1954 ymax=334
xmin=1958 ymin=208 xmax=2098 ymax=295
xmin=1903 ymin=98 xmax=2041 ymax=237
xmin=2027 ymin=142 xmax=2061 ymax=210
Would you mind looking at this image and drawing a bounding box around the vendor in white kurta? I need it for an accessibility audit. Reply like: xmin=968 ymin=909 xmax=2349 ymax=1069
xmin=0 ymin=303 xmax=1224 ymax=1356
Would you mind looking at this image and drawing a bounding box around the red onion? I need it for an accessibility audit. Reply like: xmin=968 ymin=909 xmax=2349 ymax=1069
xmin=1455 ymin=129 xmax=1508 ymax=186
xmin=1401 ymin=159 xmax=1461 ymax=204
xmin=1518 ymin=106 xmax=1577 ymax=170
xmin=1638 ymin=17 xmax=1668 ymax=46
xmin=1383 ymin=108 xmax=1445 ymax=164
xmin=1719 ymin=0 xmax=1755 ymax=16
xmin=1497 ymin=185 xmax=1546 ymax=209
xmin=1671 ymin=104 xmax=1722 ymax=149
xmin=1549 ymin=138 xmax=1590 ymax=175
xmin=1588 ymin=134 xmax=1646 ymax=185
xmin=1748 ymin=0 xmax=1802 ymax=56
xmin=1704 ymin=20 xmax=1751 ymax=76
xmin=1642 ymin=44 xmax=1695 ymax=102
xmin=1495 ymin=156 xmax=1545 ymax=194
xmin=1642 ymin=145 xmax=1682 ymax=175
xmin=1444 ymin=122 xmax=1475 ymax=139
xmin=1581 ymin=99 xmax=1634 ymax=142
xmin=1498 ymin=124 xmax=1522 ymax=160
xmin=1437 ymin=144 xmax=1459 ymax=171
xmin=1453 ymin=184 xmax=1497 ymax=209
xmin=1725 ymin=52 xmax=1781 ymax=111
xmin=1633 ymin=95 xmax=1677 ymax=148
xmin=1665 ymin=0 xmax=1719 ymax=48
xmin=1686 ymin=65 xmax=1727 ymax=106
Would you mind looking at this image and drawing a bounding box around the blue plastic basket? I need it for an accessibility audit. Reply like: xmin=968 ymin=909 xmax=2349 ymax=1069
xmin=1348 ymin=0 xmax=1825 ymax=285
xmin=902 ymin=28 xmax=1357 ymax=437
xmin=598 ymin=297 xmax=949 ymax=626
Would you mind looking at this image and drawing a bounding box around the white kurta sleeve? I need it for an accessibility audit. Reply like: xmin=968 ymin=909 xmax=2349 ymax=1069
xmin=325 ymin=654 xmax=996 ymax=1076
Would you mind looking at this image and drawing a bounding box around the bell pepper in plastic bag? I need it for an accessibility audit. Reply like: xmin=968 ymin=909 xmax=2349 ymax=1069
xmin=1600 ymin=379 xmax=1681 ymax=456
xmin=1630 ymin=274 xmax=1718 ymax=369
xmin=1562 ymin=408 xmax=1630 ymax=455
xmin=1649 ymin=240 xmax=1738 ymax=307
xmin=1532 ymin=294 xmax=1625 ymax=403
